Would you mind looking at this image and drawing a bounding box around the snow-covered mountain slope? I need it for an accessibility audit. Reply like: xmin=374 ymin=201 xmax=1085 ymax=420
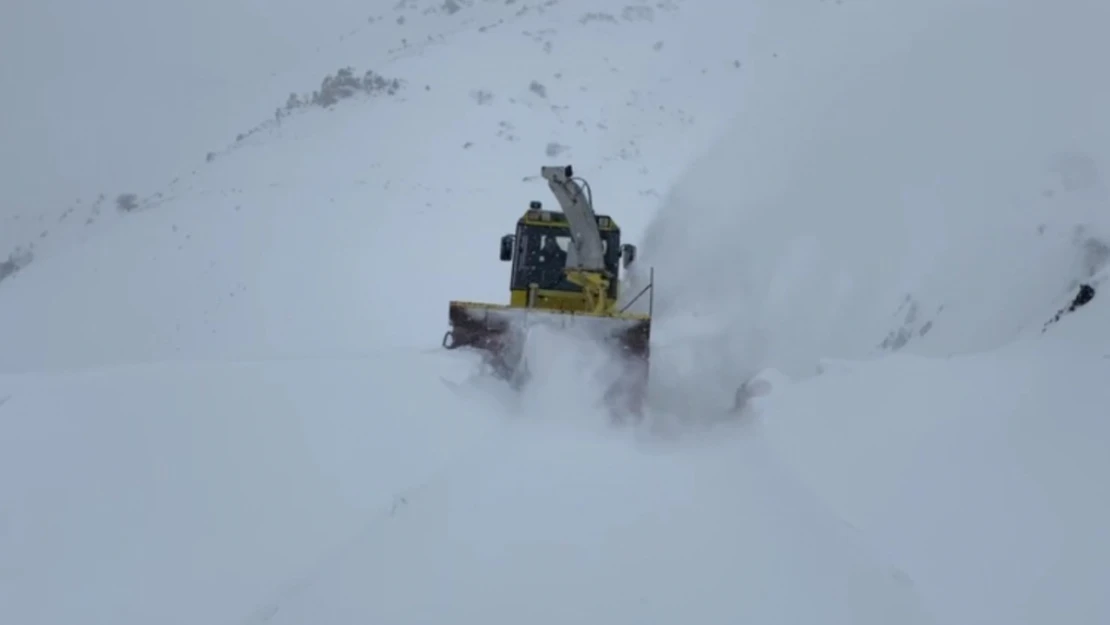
xmin=3 ymin=1 xmax=1110 ymax=624
xmin=0 ymin=0 xmax=744 ymax=372
xmin=1 ymin=0 xmax=744 ymax=282
xmin=3 ymin=0 xmax=436 ymax=216
xmin=628 ymin=0 xmax=1110 ymax=399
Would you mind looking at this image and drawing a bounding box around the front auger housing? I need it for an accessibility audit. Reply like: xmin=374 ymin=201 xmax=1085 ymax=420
xmin=445 ymin=301 xmax=651 ymax=418
xmin=442 ymin=164 xmax=654 ymax=421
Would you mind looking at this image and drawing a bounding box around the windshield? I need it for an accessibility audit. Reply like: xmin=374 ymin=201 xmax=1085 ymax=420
xmin=511 ymin=225 xmax=619 ymax=296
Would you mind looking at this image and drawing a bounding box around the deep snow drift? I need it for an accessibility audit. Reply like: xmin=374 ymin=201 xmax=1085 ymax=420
xmin=2 ymin=1 xmax=1110 ymax=624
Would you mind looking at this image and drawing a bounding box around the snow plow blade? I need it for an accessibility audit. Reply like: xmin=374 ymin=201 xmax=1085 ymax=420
xmin=443 ymin=300 xmax=651 ymax=418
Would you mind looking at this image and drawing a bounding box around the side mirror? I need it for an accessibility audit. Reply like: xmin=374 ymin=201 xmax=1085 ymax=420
xmin=620 ymin=243 xmax=637 ymax=268
xmin=500 ymin=234 xmax=515 ymax=261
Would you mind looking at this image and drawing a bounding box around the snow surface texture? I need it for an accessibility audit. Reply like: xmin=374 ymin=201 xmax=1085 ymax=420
xmin=1 ymin=0 xmax=1109 ymax=624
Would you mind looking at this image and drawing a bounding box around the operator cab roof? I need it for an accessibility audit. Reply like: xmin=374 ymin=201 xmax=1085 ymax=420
xmin=519 ymin=200 xmax=619 ymax=231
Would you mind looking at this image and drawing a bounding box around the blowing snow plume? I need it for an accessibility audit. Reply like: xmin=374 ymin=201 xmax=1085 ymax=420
xmin=628 ymin=0 xmax=1110 ymax=403
xmin=506 ymin=323 xmax=644 ymax=432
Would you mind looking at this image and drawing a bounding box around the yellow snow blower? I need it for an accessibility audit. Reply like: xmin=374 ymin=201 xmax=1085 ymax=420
xmin=442 ymin=165 xmax=654 ymax=418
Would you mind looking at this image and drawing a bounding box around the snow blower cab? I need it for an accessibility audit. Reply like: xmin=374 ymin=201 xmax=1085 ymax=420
xmin=443 ymin=165 xmax=654 ymax=418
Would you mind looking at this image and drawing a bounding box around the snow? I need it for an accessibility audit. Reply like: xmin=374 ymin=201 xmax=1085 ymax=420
xmin=760 ymin=337 xmax=1110 ymax=625
xmin=0 ymin=353 xmax=506 ymax=625
xmin=2 ymin=0 xmax=1109 ymax=624
xmin=248 ymin=419 xmax=931 ymax=625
